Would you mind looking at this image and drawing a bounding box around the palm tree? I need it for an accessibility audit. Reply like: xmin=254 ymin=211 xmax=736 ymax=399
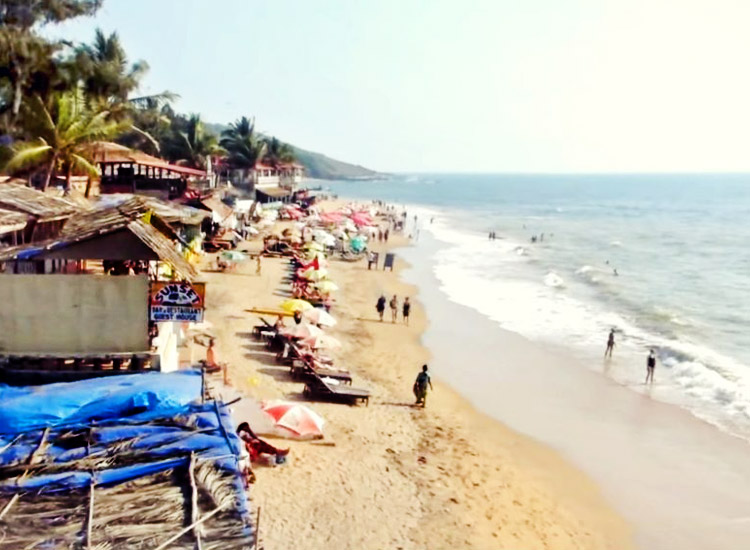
xmin=262 ymin=136 xmax=295 ymax=167
xmin=220 ymin=117 xmax=266 ymax=183
xmin=5 ymin=88 xmax=128 ymax=190
xmin=161 ymin=113 xmax=219 ymax=170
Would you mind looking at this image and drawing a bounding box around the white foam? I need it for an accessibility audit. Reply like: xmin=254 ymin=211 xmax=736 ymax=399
xmin=420 ymin=213 xmax=750 ymax=439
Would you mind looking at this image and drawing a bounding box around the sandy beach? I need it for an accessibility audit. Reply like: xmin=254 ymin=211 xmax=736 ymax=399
xmin=195 ymin=202 xmax=632 ymax=550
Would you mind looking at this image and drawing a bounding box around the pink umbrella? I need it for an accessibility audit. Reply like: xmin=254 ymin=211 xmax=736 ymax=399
xmin=320 ymin=211 xmax=345 ymax=224
xmin=262 ymin=400 xmax=325 ymax=438
xmin=350 ymin=213 xmax=373 ymax=227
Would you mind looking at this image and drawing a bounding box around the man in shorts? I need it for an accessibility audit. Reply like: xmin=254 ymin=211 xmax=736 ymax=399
xmin=413 ymin=364 xmax=433 ymax=407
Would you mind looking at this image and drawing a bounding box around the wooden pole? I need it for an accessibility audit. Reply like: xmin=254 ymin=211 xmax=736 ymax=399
xmin=86 ymin=478 xmax=95 ymax=549
xmin=153 ymin=503 xmax=227 ymax=550
xmin=253 ymin=506 xmax=261 ymax=550
xmin=188 ymin=452 xmax=203 ymax=550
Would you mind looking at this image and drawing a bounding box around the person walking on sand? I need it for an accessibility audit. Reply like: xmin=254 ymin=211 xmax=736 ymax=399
xmin=605 ymin=328 xmax=616 ymax=358
xmin=646 ymin=349 xmax=656 ymax=384
xmin=376 ymin=294 xmax=386 ymax=321
xmin=402 ymin=297 xmax=411 ymax=325
xmin=413 ymin=365 xmax=433 ymax=407
xmin=389 ymin=294 xmax=398 ymax=323
xmin=256 ymin=254 xmax=262 ymax=275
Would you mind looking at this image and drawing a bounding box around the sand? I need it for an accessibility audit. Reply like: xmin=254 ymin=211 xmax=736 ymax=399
xmin=195 ymin=207 xmax=632 ymax=550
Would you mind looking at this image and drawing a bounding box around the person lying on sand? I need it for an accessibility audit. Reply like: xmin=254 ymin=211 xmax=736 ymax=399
xmin=237 ymin=422 xmax=289 ymax=463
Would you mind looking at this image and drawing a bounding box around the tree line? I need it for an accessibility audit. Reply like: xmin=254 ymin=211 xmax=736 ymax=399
xmin=0 ymin=0 xmax=295 ymax=190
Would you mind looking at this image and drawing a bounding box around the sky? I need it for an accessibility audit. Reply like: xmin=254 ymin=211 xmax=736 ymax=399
xmin=47 ymin=0 xmax=750 ymax=173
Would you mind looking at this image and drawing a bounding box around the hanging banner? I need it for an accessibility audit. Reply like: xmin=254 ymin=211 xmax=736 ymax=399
xmin=149 ymin=281 xmax=206 ymax=322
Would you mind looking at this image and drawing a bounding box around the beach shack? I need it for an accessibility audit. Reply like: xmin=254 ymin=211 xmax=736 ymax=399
xmin=0 ymin=183 xmax=81 ymax=245
xmin=250 ymin=162 xmax=305 ymax=203
xmin=0 ymin=197 xmax=205 ymax=383
xmin=89 ymin=142 xmax=208 ymax=199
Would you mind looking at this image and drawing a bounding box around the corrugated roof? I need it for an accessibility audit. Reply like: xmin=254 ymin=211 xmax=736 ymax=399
xmin=0 ymin=207 xmax=30 ymax=228
xmin=0 ymin=184 xmax=80 ymax=218
xmin=0 ymin=198 xmax=200 ymax=281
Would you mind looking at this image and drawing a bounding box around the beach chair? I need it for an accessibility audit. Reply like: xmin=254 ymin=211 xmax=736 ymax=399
xmin=252 ymin=317 xmax=277 ymax=340
xmin=303 ymin=372 xmax=370 ymax=405
xmin=290 ymin=357 xmax=352 ymax=385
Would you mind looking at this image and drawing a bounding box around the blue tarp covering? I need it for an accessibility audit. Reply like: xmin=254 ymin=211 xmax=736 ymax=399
xmin=0 ymin=371 xmax=244 ymax=498
xmin=0 ymin=370 xmax=201 ymax=434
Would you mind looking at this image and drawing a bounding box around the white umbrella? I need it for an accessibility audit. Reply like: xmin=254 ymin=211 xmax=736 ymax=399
xmin=301 ymin=334 xmax=342 ymax=350
xmin=281 ymin=323 xmax=323 ymax=339
xmin=302 ymin=308 xmax=337 ymax=327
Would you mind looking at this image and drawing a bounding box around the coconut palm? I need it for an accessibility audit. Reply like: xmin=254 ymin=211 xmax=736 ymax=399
xmin=220 ymin=116 xmax=266 ymax=174
xmin=5 ymin=88 xmax=128 ymax=190
xmin=262 ymin=136 xmax=295 ymax=167
xmin=161 ymin=113 xmax=219 ymax=170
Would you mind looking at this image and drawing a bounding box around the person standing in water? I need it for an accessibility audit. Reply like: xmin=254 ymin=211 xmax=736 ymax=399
xmin=605 ymin=328 xmax=616 ymax=358
xmin=646 ymin=349 xmax=657 ymax=384
xmin=413 ymin=364 xmax=433 ymax=407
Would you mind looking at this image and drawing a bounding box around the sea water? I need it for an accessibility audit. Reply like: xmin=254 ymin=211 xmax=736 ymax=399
xmin=326 ymin=174 xmax=750 ymax=441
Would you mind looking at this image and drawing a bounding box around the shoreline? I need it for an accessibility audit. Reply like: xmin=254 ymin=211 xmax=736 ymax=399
xmin=199 ymin=199 xmax=632 ymax=549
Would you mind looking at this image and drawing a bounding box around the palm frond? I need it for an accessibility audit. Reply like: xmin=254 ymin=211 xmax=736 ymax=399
xmin=5 ymin=140 xmax=52 ymax=172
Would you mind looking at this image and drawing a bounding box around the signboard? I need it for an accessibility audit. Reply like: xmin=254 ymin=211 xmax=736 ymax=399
xmin=149 ymin=281 xmax=206 ymax=322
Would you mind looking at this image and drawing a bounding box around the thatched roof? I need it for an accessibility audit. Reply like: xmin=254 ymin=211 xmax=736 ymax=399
xmin=88 ymin=141 xmax=207 ymax=178
xmin=0 ymin=184 xmax=80 ymax=219
xmin=0 ymin=403 xmax=254 ymax=549
xmin=95 ymin=194 xmax=210 ymax=226
xmin=0 ymin=197 xmax=200 ymax=281
xmin=0 ymin=208 xmax=30 ymax=234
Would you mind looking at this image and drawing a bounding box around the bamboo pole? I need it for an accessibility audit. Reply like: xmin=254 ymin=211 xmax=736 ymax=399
xmin=253 ymin=506 xmax=261 ymax=550
xmin=86 ymin=478 xmax=95 ymax=549
xmin=153 ymin=503 xmax=227 ymax=550
xmin=188 ymin=452 xmax=202 ymax=550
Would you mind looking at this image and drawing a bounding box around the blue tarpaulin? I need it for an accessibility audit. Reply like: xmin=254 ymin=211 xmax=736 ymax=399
xmin=0 ymin=370 xmax=243 ymax=494
xmin=0 ymin=370 xmax=201 ymax=434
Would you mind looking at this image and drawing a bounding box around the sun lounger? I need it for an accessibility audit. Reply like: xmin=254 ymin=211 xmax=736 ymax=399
xmin=290 ymin=358 xmax=352 ymax=385
xmin=303 ymin=372 xmax=370 ymax=405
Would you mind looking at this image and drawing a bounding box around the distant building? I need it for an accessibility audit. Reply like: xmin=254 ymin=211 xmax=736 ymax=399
xmin=252 ymin=162 xmax=304 ymax=203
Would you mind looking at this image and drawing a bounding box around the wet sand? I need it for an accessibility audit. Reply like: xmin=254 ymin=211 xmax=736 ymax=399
xmin=399 ymin=228 xmax=750 ymax=550
xmin=195 ymin=205 xmax=632 ymax=550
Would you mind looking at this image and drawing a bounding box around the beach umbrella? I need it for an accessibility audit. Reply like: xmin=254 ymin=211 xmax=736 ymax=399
xmin=280 ymin=299 xmax=314 ymax=313
xmin=350 ymin=213 xmax=373 ymax=227
xmin=282 ymin=323 xmax=323 ymax=339
xmin=302 ymin=308 xmax=337 ymax=327
xmin=301 ymin=334 xmax=342 ymax=350
xmin=315 ymin=281 xmax=339 ymax=293
xmin=302 ymin=266 xmax=328 ymax=279
xmin=220 ymin=250 xmax=248 ymax=262
xmin=350 ymin=235 xmax=367 ymax=253
xmin=262 ymin=400 xmax=325 ymax=438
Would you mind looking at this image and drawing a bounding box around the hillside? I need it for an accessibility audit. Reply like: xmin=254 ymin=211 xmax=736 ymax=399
xmin=290 ymin=146 xmax=382 ymax=180
xmin=204 ymin=122 xmax=381 ymax=180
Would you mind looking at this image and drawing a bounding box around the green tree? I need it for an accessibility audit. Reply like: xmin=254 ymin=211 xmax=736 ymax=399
xmin=161 ymin=113 xmax=219 ymax=170
xmin=220 ymin=116 xmax=266 ymax=172
xmin=0 ymin=0 xmax=102 ymax=129
xmin=5 ymin=88 xmax=128 ymax=190
xmin=262 ymin=136 xmax=295 ymax=167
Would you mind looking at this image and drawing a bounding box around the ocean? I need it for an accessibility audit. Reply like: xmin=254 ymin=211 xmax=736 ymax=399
xmin=326 ymin=173 xmax=750 ymax=442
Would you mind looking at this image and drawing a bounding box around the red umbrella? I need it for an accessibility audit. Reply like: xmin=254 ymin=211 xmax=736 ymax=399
xmin=262 ymin=400 xmax=325 ymax=438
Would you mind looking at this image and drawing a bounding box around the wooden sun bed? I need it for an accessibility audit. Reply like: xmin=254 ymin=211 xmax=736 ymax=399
xmin=302 ymin=372 xmax=370 ymax=405
xmin=290 ymin=358 xmax=352 ymax=385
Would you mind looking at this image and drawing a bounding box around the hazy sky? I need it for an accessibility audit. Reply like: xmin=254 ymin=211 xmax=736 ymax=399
xmin=49 ymin=0 xmax=750 ymax=173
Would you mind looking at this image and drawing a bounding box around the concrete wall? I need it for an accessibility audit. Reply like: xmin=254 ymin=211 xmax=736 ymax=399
xmin=0 ymin=274 xmax=149 ymax=354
